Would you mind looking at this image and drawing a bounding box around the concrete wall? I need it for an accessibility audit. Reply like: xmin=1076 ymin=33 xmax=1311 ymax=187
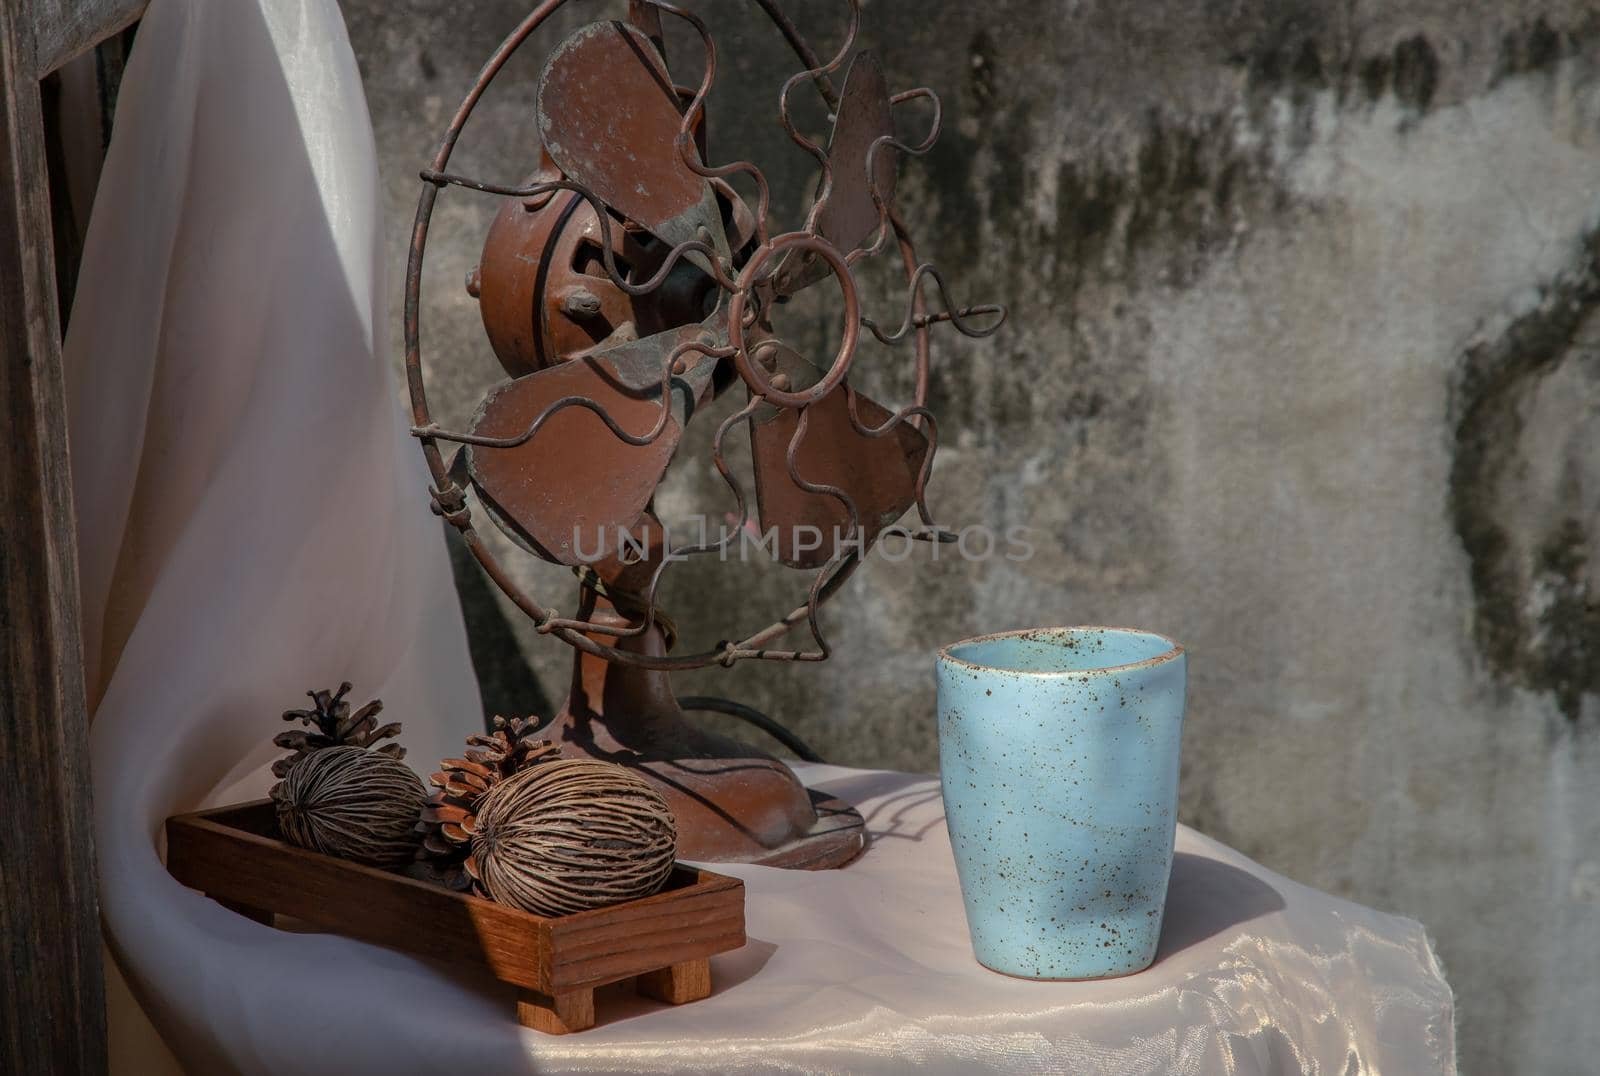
xmin=342 ymin=3 xmax=1600 ymax=1070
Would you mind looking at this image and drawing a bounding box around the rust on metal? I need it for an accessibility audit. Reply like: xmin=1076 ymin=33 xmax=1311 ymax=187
xmin=464 ymin=313 xmax=727 ymax=564
xmin=400 ymin=0 xmax=1007 ymax=867
xmin=474 ymin=167 xmax=744 ymax=380
xmin=536 ymin=20 xmax=728 ymax=266
xmin=748 ymin=340 xmax=928 ymax=568
xmin=773 ymin=50 xmax=897 ymax=295
xmin=406 ymin=0 xmax=1005 ymax=670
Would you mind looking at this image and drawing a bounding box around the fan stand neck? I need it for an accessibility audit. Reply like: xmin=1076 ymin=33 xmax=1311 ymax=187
xmin=544 ymin=586 xmax=864 ymax=869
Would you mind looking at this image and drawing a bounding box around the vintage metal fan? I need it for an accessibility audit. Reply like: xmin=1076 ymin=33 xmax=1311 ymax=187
xmin=405 ymin=0 xmax=1003 ymax=868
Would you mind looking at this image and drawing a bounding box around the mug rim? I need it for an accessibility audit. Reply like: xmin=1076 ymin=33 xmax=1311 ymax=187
xmin=937 ymin=625 xmax=1184 ymax=679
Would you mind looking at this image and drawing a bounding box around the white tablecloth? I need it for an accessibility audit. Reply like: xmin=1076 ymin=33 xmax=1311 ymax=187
xmin=67 ymin=1 xmax=1454 ymax=1072
xmin=133 ymin=765 xmax=1461 ymax=1075
xmin=676 ymin=764 xmax=1455 ymax=1075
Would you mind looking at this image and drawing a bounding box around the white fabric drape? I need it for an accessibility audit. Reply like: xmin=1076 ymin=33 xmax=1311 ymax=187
xmin=64 ymin=0 xmax=481 ymax=1070
xmin=64 ymin=1 xmax=1455 ymax=1073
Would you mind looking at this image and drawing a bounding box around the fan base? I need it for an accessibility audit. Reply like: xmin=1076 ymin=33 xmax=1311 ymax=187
xmin=547 ymin=699 xmax=867 ymax=870
xmin=742 ymin=786 xmax=865 ymax=870
xmin=545 ymin=603 xmax=866 ymax=869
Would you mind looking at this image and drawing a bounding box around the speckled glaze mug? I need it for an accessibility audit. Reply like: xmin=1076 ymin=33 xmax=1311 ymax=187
xmin=936 ymin=626 xmax=1187 ymax=980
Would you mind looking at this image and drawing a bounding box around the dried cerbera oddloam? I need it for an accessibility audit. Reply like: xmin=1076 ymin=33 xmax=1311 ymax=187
xmin=469 ymin=758 xmax=677 ymax=916
xmin=272 ymin=746 xmax=427 ymax=869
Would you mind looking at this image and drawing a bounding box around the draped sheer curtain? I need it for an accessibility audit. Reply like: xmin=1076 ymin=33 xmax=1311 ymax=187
xmin=63 ymin=0 xmax=482 ymax=1069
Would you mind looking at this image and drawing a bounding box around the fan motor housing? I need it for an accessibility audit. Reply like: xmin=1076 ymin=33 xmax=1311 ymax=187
xmin=472 ymin=162 xmax=754 ymax=381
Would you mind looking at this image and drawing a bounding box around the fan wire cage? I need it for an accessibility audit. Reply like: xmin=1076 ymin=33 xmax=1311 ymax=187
xmin=404 ymin=0 xmax=1004 ymax=672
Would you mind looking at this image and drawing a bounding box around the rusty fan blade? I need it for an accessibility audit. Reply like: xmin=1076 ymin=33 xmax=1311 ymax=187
xmin=466 ymin=312 xmax=727 ymax=565
xmin=747 ymin=341 xmax=927 ymax=569
xmin=774 ymin=50 xmax=897 ymax=295
xmin=537 ymin=21 xmax=729 ymax=269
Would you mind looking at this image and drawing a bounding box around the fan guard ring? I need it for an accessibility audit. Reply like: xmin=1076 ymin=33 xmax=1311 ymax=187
xmin=402 ymin=0 xmax=1002 ymax=673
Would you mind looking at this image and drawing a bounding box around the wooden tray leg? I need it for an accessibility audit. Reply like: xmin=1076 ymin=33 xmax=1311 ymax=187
xmin=636 ymin=958 xmax=712 ymax=1005
xmin=213 ymin=895 xmax=273 ymax=926
xmin=517 ymin=987 xmax=595 ymax=1034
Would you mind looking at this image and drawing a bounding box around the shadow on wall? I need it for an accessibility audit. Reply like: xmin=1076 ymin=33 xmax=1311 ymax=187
xmin=443 ymin=524 xmax=554 ymax=729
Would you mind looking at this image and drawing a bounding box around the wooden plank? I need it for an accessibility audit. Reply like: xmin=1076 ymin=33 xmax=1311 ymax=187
xmin=0 ymin=0 xmax=107 ymax=1072
xmin=545 ymin=882 xmax=745 ymax=991
xmin=27 ymin=0 xmax=146 ymax=78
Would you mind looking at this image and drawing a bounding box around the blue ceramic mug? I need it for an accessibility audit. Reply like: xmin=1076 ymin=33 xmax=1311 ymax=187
xmin=936 ymin=626 xmax=1187 ymax=979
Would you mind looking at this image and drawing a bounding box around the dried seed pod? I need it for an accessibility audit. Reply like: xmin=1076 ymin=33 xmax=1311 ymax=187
xmin=469 ymin=759 xmax=677 ymax=916
xmin=273 ymin=746 xmax=426 ymax=869
xmin=272 ymin=682 xmax=402 ymax=780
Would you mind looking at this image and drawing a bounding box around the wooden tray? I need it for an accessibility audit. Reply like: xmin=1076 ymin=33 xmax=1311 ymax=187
xmin=165 ymin=800 xmax=746 ymax=1033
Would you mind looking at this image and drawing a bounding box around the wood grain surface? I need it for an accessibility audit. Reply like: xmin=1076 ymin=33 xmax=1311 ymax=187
xmin=0 ymin=1 xmax=129 ymax=1071
xmin=166 ymin=801 xmax=746 ymax=1032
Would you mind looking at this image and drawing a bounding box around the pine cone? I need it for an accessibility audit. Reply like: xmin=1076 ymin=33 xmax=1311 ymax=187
xmin=414 ymin=715 xmax=560 ymax=891
xmin=272 ymin=682 xmax=403 ymax=781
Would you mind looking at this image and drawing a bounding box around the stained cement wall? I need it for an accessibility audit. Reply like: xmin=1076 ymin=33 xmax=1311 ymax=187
xmin=342 ymin=3 xmax=1600 ymax=1070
